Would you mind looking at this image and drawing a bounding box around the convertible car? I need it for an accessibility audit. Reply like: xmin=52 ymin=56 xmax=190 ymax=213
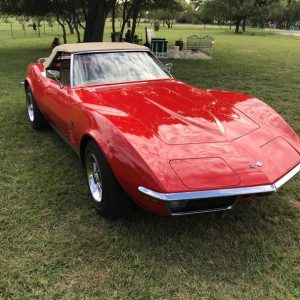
xmin=25 ymin=42 xmax=300 ymax=218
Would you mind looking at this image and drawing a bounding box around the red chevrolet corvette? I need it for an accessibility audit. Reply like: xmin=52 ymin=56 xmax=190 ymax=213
xmin=25 ymin=42 xmax=300 ymax=218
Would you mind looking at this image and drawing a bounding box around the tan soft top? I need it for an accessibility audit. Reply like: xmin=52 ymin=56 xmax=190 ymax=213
xmin=44 ymin=42 xmax=149 ymax=68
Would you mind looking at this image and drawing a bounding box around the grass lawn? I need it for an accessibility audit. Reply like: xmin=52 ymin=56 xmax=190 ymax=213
xmin=0 ymin=22 xmax=299 ymax=299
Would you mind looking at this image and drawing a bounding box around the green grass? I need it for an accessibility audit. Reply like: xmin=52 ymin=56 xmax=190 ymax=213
xmin=0 ymin=22 xmax=299 ymax=299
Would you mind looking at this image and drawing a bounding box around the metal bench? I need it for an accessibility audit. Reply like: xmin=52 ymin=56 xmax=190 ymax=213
xmin=186 ymin=35 xmax=214 ymax=57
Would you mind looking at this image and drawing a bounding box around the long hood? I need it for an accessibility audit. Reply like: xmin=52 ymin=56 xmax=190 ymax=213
xmin=78 ymin=80 xmax=260 ymax=145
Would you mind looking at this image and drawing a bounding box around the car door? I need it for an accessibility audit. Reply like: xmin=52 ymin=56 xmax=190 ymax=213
xmin=44 ymin=80 xmax=72 ymax=139
xmin=42 ymin=55 xmax=75 ymax=140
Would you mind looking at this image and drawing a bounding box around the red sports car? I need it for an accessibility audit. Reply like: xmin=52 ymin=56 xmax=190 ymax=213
xmin=25 ymin=42 xmax=300 ymax=218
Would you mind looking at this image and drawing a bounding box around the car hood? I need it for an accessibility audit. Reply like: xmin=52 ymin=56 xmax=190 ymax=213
xmin=79 ymin=80 xmax=260 ymax=145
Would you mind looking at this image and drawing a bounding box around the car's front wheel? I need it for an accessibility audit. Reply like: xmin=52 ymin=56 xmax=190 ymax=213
xmin=84 ymin=140 xmax=133 ymax=219
xmin=26 ymin=87 xmax=47 ymax=130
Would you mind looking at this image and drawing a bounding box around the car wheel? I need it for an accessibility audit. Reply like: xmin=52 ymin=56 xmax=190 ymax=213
xmin=84 ymin=140 xmax=133 ymax=219
xmin=26 ymin=87 xmax=47 ymax=130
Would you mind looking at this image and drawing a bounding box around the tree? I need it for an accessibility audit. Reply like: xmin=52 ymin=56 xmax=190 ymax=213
xmin=17 ymin=15 xmax=30 ymax=36
xmin=115 ymin=0 xmax=180 ymax=42
xmin=0 ymin=0 xmax=67 ymax=42
xmin=190 ymin=0 xmax=203 ymax=9
xmin=203 ymin=0 xmax=280 ymax=33
xmin=83 ymin=0 xmax=117 ymax=42
xmin=154 ymin=0 xmax=186 ymax=28
xmin=285 ymin=0 xmax=300 ymax=29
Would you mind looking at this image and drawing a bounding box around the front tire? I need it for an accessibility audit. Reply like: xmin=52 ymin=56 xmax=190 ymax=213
xmin=26 ymin=87 xmax=47 ymax=130
xmin=84 ymin=140 xmax=133 ymax=219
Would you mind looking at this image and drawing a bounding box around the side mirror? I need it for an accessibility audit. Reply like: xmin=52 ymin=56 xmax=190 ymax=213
xmin=165 ymin=63 xmax=173 ymax=72
xmin=46 ymin=69 xmax=60 ymax=80
xmin=46 ymin=70 xmax=65 ymax=89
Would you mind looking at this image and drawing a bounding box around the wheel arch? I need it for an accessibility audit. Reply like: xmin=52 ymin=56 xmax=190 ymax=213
xmin=80 ymin=134 xmax=96 ymax=165
xmin=79 ymin=132 xmax=110 ymax=166
xmin=24 ymin=79 xmax=30 ymax=92
xmin=79 ymin=128 xmax=165 ymax=200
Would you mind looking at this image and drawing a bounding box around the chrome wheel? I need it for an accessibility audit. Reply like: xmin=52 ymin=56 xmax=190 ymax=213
xmin=26 ymin=92 xmax=34 ymax=122
xmin=86 ymin=153 xmax=103 ymax=203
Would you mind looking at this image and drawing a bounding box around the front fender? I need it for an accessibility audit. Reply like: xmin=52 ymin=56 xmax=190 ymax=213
xmin=72 ymin=105 xmax=168 ymax=209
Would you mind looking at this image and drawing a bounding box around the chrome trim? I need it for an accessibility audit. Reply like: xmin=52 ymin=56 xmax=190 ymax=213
xmin=138 ymin=163 xmax=300 ymax=202
xmin=70 ymin=53 xmax=74 ymax=87
xmin=274 ymin=163 xmax=300 ymax=189
xmin=171 ymin=206 xmax=234 ymax=216
xmin=138 ymin=185 xmax=274 ymax=202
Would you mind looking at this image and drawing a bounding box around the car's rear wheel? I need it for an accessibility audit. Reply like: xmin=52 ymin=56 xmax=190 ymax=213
xmin=84 ymin=140 xmax=133 ymax=219
xmin=26 ymin=87 xmax=47 ymax=130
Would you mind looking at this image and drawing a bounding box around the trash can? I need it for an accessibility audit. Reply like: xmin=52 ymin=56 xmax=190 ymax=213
xmin=151 ymin=38 xmax=168 ymax=58
xmin=111 ymin=32 xmax=121 ymax=42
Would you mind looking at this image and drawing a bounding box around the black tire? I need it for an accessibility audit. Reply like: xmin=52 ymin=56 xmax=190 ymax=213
xmin=84 ymin=140 xmax=133 ymax=219
xmin=26 ymin=86 xmax=47 ymax=130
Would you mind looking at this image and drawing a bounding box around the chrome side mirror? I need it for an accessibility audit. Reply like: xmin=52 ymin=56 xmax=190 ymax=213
xmin=46 ymin=70 xmax=65 ymax=89
xmin=46 ymin=69 xmax=60 ymax=80
xmin=165 ymin=63 xmax=173 ymax=72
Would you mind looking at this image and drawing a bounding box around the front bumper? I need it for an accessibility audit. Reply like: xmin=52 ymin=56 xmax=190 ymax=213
xmin=138 ymin=163 xmax=300 ymax=216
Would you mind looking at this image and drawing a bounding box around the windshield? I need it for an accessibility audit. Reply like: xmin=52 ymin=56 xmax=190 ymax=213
xmin=73 ymin=51 xmax=171 ymax=87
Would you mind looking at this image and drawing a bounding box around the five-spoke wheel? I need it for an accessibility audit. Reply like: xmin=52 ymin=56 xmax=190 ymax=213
xmin=84 ymin=140 xmax=133 ymax=219
xmin=25 ymin=87 xmax=47 ymax=130
xmin=86 ymin=153 xmax=103 ymax=203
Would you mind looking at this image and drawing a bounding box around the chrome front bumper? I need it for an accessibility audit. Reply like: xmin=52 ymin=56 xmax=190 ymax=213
xmin=138 ymin=163 xmax=300 ymax=215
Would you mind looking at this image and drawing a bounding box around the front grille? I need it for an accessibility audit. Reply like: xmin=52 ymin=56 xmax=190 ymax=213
xmin=169 ymin=196 xmax=237 ymax=214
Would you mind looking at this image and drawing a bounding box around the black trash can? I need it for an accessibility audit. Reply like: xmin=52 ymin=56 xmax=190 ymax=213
xmin=111 ymin=32 xmax=121 ymax=42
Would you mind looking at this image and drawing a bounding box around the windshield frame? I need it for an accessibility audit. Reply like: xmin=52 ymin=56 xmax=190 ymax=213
xmin=70 ymin=50 xmax=172 ymax=88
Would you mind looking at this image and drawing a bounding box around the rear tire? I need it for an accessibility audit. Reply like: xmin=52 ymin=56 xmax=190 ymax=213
xmin=26 ymin=87 xmax=47 ymax=130
xmin=84 ymin=140 xmax=133 ymax=219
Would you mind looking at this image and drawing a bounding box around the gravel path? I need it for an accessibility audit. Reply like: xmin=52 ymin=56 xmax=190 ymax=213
xmin=271 ymin=29 xmax=300 ymax=36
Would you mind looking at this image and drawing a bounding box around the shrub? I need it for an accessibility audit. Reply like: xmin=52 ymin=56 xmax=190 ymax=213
xmin=154 ymin=20 xmax=160 ymax=31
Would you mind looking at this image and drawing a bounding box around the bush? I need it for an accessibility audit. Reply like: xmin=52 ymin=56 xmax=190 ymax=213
xmin=154 ymin=20 xmax=160 ymax=31
xmin=51 ymin=37 xmax=60 ymax=49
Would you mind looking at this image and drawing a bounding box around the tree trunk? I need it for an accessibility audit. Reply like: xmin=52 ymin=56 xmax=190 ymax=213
xmin=66 ymin=19 xmax=74 ymax=34
xmin=130 ymin=0 xmax=141 ymax=41
xmin=80 ymin=0 xmax=87 ymax=22
xmin=120 ymin=0 xmax=128 ymax=38
xmin=37 ymin=21 xmax=41 ymax=37
xmin=84 ymin=0 xmax=117 ymax=42
xmin=112 ymin=4 xmax=116 ymax=33
xmin=130 ymin=18 xmax=137 ymax=42
xmin=10 ymin=23 xmax=13 ymax=38
xmin=57 ymin=15 xmax=67 ymax=44
xmin=235 ymin=19 xmax=241 ymax=33
xmin=73 ymin=13 xmax=81 ymax=43
xmin=76 ymin=12 xmax=85 ymax=29
xmin=242 ymin=17 xmax=247 ymax=32
xmin=22 ymin=23 xmax=26 ymax=36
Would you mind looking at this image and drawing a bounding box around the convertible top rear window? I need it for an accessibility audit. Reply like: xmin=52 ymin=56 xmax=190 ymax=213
xmin=73 ymin=51 xmax=171 ymax=87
